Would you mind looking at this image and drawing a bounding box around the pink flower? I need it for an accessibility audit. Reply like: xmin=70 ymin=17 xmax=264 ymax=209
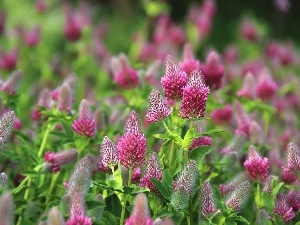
xmin=286 ymin=189 xmax=300 ymax=212
xmin=274 ymin=192 xmax=295 ymax=223
xmin=226 ymin=181 xmax=250 ymax=211
xmin=125 ymin=193 xmax=153 ymax=225
xmin=223 ymin=45 xmax=238 ymax=64
xmin=111 ymin=54 xmax=139 ymax=89
xmin=179 ymin=70 xmax=210 ymax=119
xmin=146 ymin=89 xmax=172 ymax=123
xmin=161 ymin=55 xmax=187 ymax=101
xmin=44 ymin=149 xmax=78 ymax=173
xmin=262 ymin=175 xmax=276 ymax=195
xmin=189 ymin=122 xmax=212 ymax=150
xmin=0 ymin=48 xmax=18 ymax=71
xmin=117 ymin=132 xmax=146 ymax=169
xmin=233 ymin=101 xmax=252 ymax=138
xmin=1 ymin=70 xmax=23 ymax=95
xmin=131 ymin=167 xmax=141 ymax=184
xmin=24 ymin=26 xmax=40 ymax=47
xmin=140 ymin=153 xmax=163 ymax=192
xmin=0 ymin=192 xmax=13 ymax=225
xmin=0 ymin=111 xmax=15 ymax=149
xmin=241 ymin=19 xmax=258 ymax=41
xmin=179 ymin=43 xmax=201 ymax=77
xmin=64 ymin=8 xmax=82 ymax=42
xmin=244 ymin=145 xmax=269 ymax=182
xmin=99 ymin=136 xmax=118 ymax=168
xmin=211 ymin=104 xmax=233 ymax=124
xmin=200 ymin=180 xmax=216 ymax=217
xmin=118 ymin=111 xmax=146 ymax=169
xmin=256 ymin=70 xmax=278 ymax=100
xmin=219 ymin=172 xmax=247 ymax=196
xmin=66 ymin=215 xmax=92 ymax=225
xmin=31 ymin=89 xmax=50 ymax=121
xmin=72 ymin=99 xmax=95 ymax=137
xmin=284 ymin=142 xmax=300 ymax=172
xmin=173 ymin=160 xmax=198 ymax=195
xmin=237 ymin=72 xmax=256 ymax=99
xmin=201 ymin=51 xmax=224 ymax=89
xmin=58 ymin=83 xmax=73 ymax=113
xmin=281 ymin=170 xmax=297 ymax=184
xmin=35 ymin=0 xmax=47 ymax=13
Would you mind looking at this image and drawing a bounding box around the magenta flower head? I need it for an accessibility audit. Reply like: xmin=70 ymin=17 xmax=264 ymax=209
xmin=125 ymin=193 xmax=153 ymax=225
xmin=274 ymin=192 xmax=295 ymax=223
xmin=64 ymin=7 xmax=82 ymax=42
xmin=161 ymin=55 xmax=187 ymax=101
xmin=179 ymin=43 xmax=201 ymax=77
xmin=111 ymin=53 xmax=140 ymax=89
xmin=66 ymin=192 xmax=92 ymax=225
xmin=31 ymin=88 xmax=50 ymax=121
xmin=0 ymin=48 xmax=18 ymax=71
xmin=189 ymin=122 xmax=212 ymax=151
xmin=117 ymin=111 xmax=147 ymax=169
xmin=256 ymin=69 xmax=278 ymax=100
xmin=284 ymin=142 xmax=300 ymax=172
xmin=1 ymin=70 xmax=23 ymax=95
xmin=24 ymin=26 xmax=40 ymax=47
xmin=281 ymin=170 xmax=297 ymax=184
xmin=200 ymin=180 xmax=216 ymax=218
xmin=140 ymin=152 xmax=163 ymax=192
xmin=226 ymin=181 xmax=250 ymax=211
xmin=249 ymin=121 xmax=263 ymax=145
xmin=0 ymin=111 xmax=15 ymax=149
xmin=99 ymin=136 xmax=118 ymax=169
xmin=174 ymin=160 xmax=199 ymax=195
xmin=44 ymin=149 xmax=78 ymax=173
xmin=72 ymin=99 xmax=95 ymax=137
xmin=241 ymin=19 xmax=258 ymax=42
xmin=171 ymin=160 xmax=198 ymax=211
xmin=146 ymin=89 xmax=172 ymax=123
xmin=244 ymin=145 xmax=269 ymax=182
xmin=179 ymin=70 xmax=210 ymax=119
xmin=286 ymin=189 xmax=300 ymax=212
xmin=0 ymin=192 xmax=14 ymax=225
xmin=219 ymin=172 xmax=247 ymax=197
xmin=58 ymin=82 xmax=73 ymax=113
xmin=237 ymin=72 xmax=256 ymax=99
xmin=211 ymin=104 xmax=233 ymax=125
xmin=201 ymin=51 xmax=224 ymax=90
xmin=233 ymin=100 xmax=252 ymax=138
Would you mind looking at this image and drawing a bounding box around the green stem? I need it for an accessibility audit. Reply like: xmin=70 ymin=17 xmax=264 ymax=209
xmin=255 ymin=183 xmax=261 ymax=209
xmin=128 ymin=167 xmax=133 ymax=187
xmin=120 ymin=202 xmax=126 ymax=225
xmin=46 ymin=173 xmax=59 ymax=205
xmin=169 ymin=140 xmax=175 ymax=167
xmin=38 ymin=124 xmax=52 ymax=158
xmin=187 ymin=213 xmax=191 ymax=225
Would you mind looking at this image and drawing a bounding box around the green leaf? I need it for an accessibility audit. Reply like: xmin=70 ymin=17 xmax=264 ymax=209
xmin=50 ymin=131 xmax=69 ymax=139
xmin=285 ymin=185 xmax=300 ymax=191
xmin=11 ymin=184 xmax=27 ymax=194
xmin=38 ymin=192 xmax=61 ymax=199
xmin=150 ymin=178 xmax=170 ymax=199
xmin=157 ymin=208 xmax=174 ymax=218
xmin=161 ymin=169 xmax=173 ymax=193
xmin=189 ymin=146 xmax=212 ymax=164
xmin=271 ymin=182 xmax=284 ymax=197
xmin=37 ymin=174 xmax=45 ymax=189
xmin=229 ymin=215 xmax=250 ymax=224
xmin=262 ymin=191 xmax=274 ymax=212
xmin=46 ymin=200 xmax=61 ymax=210
xmin=86 ymin=200 xmax=106 ymax=209
xmin=60 ymin=119 xmax=74 ymax=138
xmin=182 ymin=127 xmax=196 ymax=151
xmin=194 ymin=129 xmax=224 ymax=138
xmin=153 ymin=133 xmax=170 ymax=140
xmin=20 ymin=170 xmax=37 ymax=177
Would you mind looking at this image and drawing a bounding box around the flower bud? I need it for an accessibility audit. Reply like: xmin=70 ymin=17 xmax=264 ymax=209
xmin=1 ymin=70 xmax=23 ymax=95
xmin=0 ymin=192 xmax=14 ymax=225
xmin=0 ymin=111 xmax=15 ymax=149
xmin=47 ymin=207 xmax=65 ymax=225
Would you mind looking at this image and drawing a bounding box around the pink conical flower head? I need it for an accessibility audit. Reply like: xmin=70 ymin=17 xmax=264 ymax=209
xmin=256 ymin=69 xmax=278 ymax=100
xmin=219 ymin=172 xmax=247 ymax=196
xmin=286 ymin=189 xmax=300 ymax=212
xmin=124 ymin=110 xmax=142 ymax=134
xmin=226 ymin=181 xmax=250 ymax=211
xmin=237 ymin=72 xmax=256 ymax=99
xmin=72 ymin=99 xmax=95 ymax=137
xmin=64 ymin=8 xmax=82 ymax=42
xmin=99 ymin=136 xmax=118 ymax=168
xmin=125 ymin=193 xmax=153 ymax=225
xmin=200 ymin=180 xmax=216 ymax=217
xmin=173 ymin=160 xmax=198 ymax=195
xmin=189 ymin=122 xmax=212 ymax=150
xmin=179 ymin=43 xmax=201 ymax=76
xmin=179 ymin=70 xmax=210 ymax=119
xmin=284 ymin=142 xmax=300 ymax=172
xmin=274 ymin=192 xmax=295 ymax=222
xmin=201 ymin=51 xmax=224 ymax=89
xmin=58 ymin=82 xmax=73 ymax=113
xmin=44 ymin=149 xmax=78 ymax=173
xmin=233 ymin=101 xmax=252 ymax=138
xmin=146 ymin=89 xmax=172 ymax=123
xmin=0 ymin=111 xmax=15 ymax=149
xmin=140 ymin=153 xmax=163 ymax=192
xmin=1 ymin=70 xmax=23 ymax=95
xmin=244 ymin=145 xmax=269 ymax=182
xmin=211 ymin=104 xmax=233 ymax=124
xmin=0 ymin=192 xmax=13 ymax=225
xmin=161 ymin=55 xmax=187 ymax=101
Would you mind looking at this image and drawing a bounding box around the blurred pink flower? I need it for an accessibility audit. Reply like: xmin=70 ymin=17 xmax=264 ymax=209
xmin=211 ymin=104 xmax=233 ymax=124
xmin=44 ymin=149 xmax=78 ymax=173
xmin=274 ymin=192 xmax=295 ymax=223
xmin=179 ymin=43 xmax=201 ymax=77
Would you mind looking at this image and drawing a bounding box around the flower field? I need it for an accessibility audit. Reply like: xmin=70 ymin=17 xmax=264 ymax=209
xmin=0 ymin=0 xmax=300 ymax=224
